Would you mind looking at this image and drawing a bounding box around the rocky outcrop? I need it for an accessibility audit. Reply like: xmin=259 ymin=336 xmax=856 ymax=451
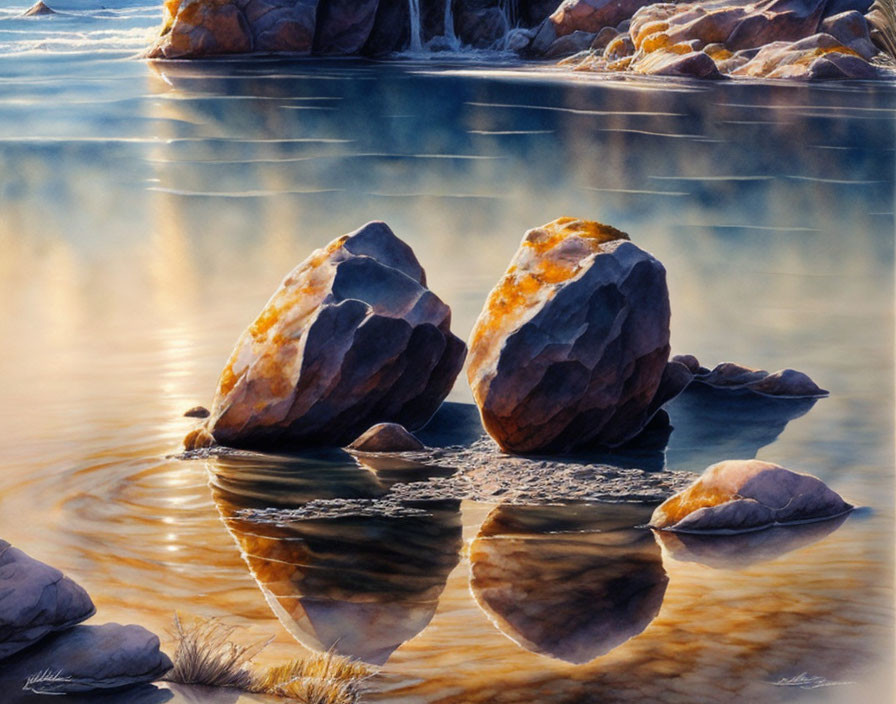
xmin=146 ymin=0 xmax=256 ymax=59
xmin=7 ymin=624 xmax=172 ymax=694
xmin=0 ymin=541 xmax=95 ymax=660
xmin=347 ymin=423 xmax=425 ymax=452
xmin=185 ymin=221 xmax=466 ymax=451
xmin=649 ymin=460 xmax=853 ymax=533
xmin=313 ymin=0 xmax=380 ymax=54
xmin=467 ymin=217 xmax=674 ymax=454
xmin=538 ymin=0 xmax=887 ymax=78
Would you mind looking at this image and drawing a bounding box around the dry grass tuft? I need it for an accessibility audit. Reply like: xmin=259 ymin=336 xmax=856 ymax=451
xmin=163 ymin=614 xmax=374 ymax=703
xmin=164 ymin=613 xmax=270 ymax=690
xmin=869 ymin=0 xmax=896 ymax=60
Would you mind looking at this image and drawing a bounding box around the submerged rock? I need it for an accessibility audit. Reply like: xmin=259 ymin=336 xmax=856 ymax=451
xmin=22 ymin=1 xmax=56 ymax=16
xmin=649 ymin=460 xmax=853 ymax=533
xmin=6 ymin=624 xmax=172 ymax=694
xmin=467 ymin=217 xmax=673 ymax=454
xmin=0 ymin=541 xmax=95 ymax=660
xmin=186 ymin=221 xmax=466 ymax=451
xmin=347 ymin=423 xmax=425 ymax=452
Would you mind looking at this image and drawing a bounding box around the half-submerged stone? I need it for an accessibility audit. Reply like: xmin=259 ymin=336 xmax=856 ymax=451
xmin=347 ymin=423 xmax=425 ymax=452
xmin=0 ymin=540 xmax=95 ymax=660
xmin=185 ymin=221 xmax=466 ymax=451
xmin=22 ymin=1 xmax=56 ymax=16
xmin=467 ymin=217 xmax=672 ymax=454
xmin=649 ymin=460 xmax=853 ymax=534
xmin=9 ymin=624 xmax=172 ymax=694
xmin=692 ymin=361 xmax=828 ymax=397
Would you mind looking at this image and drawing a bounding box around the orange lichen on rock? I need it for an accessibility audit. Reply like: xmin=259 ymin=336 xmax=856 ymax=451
xmin=467 ymin=218 xmax=629 ymax=375
xmin=650 ymin=483 xmax=738 ymax=528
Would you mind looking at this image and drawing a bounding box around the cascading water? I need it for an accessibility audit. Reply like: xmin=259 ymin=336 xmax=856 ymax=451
xmin=408 ymin=0 xmax=423 ymax=52
xmin=500 ymin=0 xmax=520 ymax=28
xmin=443 ymin=0 xmax=461 ymax=50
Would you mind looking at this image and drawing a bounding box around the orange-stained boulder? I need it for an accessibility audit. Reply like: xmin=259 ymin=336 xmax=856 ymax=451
xmin=145 ymin=0 xmax=254 ymax=59
xmin=467 ymin=217 xmax=676 ymax=454
xmin=186 ymin=221 xmax=466 ymax=450
xmin=649 ymin=460 xmax=853 ymax=533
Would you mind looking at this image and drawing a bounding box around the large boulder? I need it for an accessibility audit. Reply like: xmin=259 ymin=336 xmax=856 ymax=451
xmin=467 ymin=217 xmax=673 ymax=454
xmin=0 ymin=541 xmax=95 ymax=660
xmin=185 ymin=221 xmax=466 ymax=450
xmin=245 ymin=0 xmax=318 ymax=54
xmin=649 ymin=460 xmax=853 ymax=533
xmin=5 ymin=624 xmax=172 ymax=694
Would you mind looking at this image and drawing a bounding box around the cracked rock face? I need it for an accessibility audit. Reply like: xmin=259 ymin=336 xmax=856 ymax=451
xmin=649 ymin=460 xmax=853 ymax=533
xmin=0 ymin=541 xmax=95 ymax=660
xmin=467 ymin=217 xmax=672 ymax=454
xmin=186 ymin=221 xmax=466 ymax=451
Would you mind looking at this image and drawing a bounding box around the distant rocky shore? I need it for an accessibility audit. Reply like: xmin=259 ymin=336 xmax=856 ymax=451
xmin=141 ymin=0 xmax=894 ymax=79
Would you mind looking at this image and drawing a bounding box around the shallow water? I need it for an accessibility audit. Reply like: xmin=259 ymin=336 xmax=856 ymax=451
xmin=0 ymin=2 xmax=894 ymax=702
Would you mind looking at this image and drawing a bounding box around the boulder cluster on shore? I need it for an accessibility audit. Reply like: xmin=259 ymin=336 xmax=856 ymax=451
xmin=0 ymin=541 xmax=171 ymax=694
xmin=143 ymin=0 xmax=894 ymax=79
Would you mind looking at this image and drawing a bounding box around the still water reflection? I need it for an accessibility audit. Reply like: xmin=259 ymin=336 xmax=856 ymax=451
xmin=0 ymin=30 xmax=893 ymax=704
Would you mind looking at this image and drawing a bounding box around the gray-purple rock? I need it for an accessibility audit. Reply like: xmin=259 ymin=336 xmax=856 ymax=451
xmin=0 ymin=541 xmax=95 ymax=660
xmin=313 ymin=0 xmax=379 ymax=54
xmin=185 ymin=221 xmax=466 ymax=451
xmin=821 ymin=10 xmax=878 ymax=59
xmin=467 ymin=217 xmax=672 ymax=454
xmin=8 ymin=624 xmax=172 ymax=693
xmin=649 ymin=460 xmax=853 ymax=533
xmin=693 ymin=361 xmax=828 ymax=397
xmin=348 ymin=423 xmax=425 ymax=452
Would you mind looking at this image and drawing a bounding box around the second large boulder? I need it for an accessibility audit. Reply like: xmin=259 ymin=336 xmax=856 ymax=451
xmin=467 ymin=217 xmax=672 ymax=454
xmin=186 ymin=221 xmax=466 ymax=450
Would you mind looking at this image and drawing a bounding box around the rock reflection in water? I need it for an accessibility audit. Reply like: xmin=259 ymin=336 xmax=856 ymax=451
xmin=208 ymin=453 xmax=462 ymax=665
xmin=655 ymin=512 xmax=851 ymax=569
xmin=470 ymin=503 xmax=667 ymax=664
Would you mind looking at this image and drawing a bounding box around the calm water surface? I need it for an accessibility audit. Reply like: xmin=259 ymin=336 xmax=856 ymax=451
xmin=0 ymin=2 xmax=894 ymax=702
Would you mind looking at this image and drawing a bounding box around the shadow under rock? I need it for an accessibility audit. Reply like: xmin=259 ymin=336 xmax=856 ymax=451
xmin=654 ymin=512 xmax=851 ymax=569
xmin=470 ymin=502 xmax=668 ymax=664
xmin=662 ymin=384 xmax=818 ymax=472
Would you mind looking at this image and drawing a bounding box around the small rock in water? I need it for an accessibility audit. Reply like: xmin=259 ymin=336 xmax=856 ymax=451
xmin=0 ymin=540 xmax=95 ymax=660
xmin=183 ymin=405 xmax=210 ymax=418
xmin=347 ymin=423 xmax=425 ymax=452
xmin=186 ymin=221 xmax=466 ymax=451
xmin=467 ymin=217 xmax=673 ymax=454
xmin=22 ymin=1 xmax=56 ymax=16
xmin=693 ymin=361 xmax=828 ymax=397
xmin=9 ymin=624 xmax=172 ymax=693
xmin=649 ymin=460 xmax=853 ymax=533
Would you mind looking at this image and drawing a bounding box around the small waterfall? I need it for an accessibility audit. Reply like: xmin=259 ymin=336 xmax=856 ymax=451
xmin=408 ymin=0 xmax=423 ymax=52
xmin=443 ymin=0 xmax=459 ymax=47
xmin=500 ymin=0 xmax=520 ymax=28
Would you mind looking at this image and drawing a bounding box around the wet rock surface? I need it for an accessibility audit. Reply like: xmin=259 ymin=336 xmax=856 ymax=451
xmin=3 ymin=624 xmax=172 ymax=694
xmin=649 ymin=460 xmax=853 ymax=533
xmin=0 ymin=541 xmax=95 ymax=660
xmin=467 ymin=217 xmax=673 ymax=454
xmin=185 ymin=221 xmax=466 ymax=451
xmin=348 ymin=423 xmax=425 ymax=452
xmin=690 ymin=361 xmax=828 ymax=397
